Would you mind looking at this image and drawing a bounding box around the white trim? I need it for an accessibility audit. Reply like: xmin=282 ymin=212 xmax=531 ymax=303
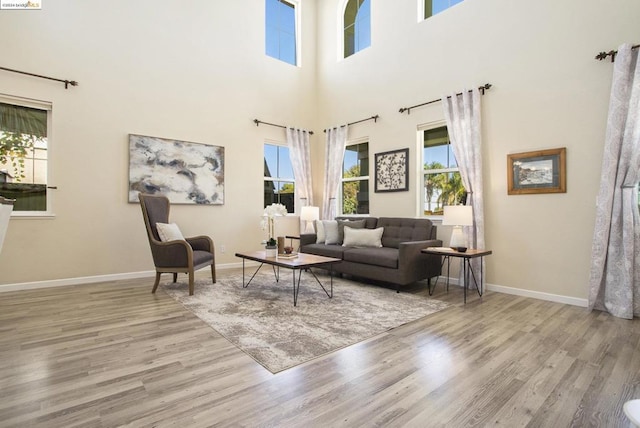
xmin=435 ymin=276 xmax=588 ymax=307
xmin=0 ymin=262 xmax=250 ymax=293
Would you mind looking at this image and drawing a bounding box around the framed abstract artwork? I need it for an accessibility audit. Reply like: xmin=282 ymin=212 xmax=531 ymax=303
xmin=507 ymin=147 xmax=566 ymax=195
xmin=375 ymin=148 xmax=409 ymax=192
xmin=128 ymin=134 xmax=225 ymax=204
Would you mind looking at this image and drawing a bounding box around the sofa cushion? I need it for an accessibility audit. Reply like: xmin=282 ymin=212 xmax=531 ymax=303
xmin=342 ymin=226 xmax=383 ymax=248
xmin=377 ymin=217 xmax=435 ymax=248
xmin=337 ymin=219 xmax=366 ymax=243
xmin=323 ymin=220 xmax=340 ymax=244
xmin=336 ymin=216 xmax=378 ymax=229
xmin=302 ymin=243 xmax=347 ymax=259
xmin=315 ymin=220 xmax=326 ymax=243
xmin=343 ymin=246 xmax=398 ymax=269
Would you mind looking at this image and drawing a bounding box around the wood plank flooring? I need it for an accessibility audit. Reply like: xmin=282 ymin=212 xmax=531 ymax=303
xmin=1 ymin=270 xmax=639 ymax=427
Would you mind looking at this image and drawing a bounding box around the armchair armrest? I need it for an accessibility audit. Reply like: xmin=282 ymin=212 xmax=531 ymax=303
xmin=186 ymin=235 xmax=214 ymax=252
xmin=150 ymin=239 xmax=193 ymax=268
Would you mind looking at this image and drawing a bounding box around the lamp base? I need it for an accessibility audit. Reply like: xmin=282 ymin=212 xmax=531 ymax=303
xmin=304 ymin=221 xmax=315 ymax=234
xmin=449 ymin=225 xmax=466 ymax=249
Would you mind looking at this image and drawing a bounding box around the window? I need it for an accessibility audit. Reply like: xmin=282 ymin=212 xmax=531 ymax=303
xmin=422 ymin=125 xmax=465 ymax=216
xmin=264 ymin=143 xmax=295 ymax=212
xmin=342 ymin=141 xmax=369 ymax=214
xmin=0 ymin=98 xmax=51 ymax=214
xmin=266 ymin=0 xmax=298 ymax=66
xmin=423 ymin=0 xmax=464 ymax=20
xmin=343 ymin=0 xmax=370 ymax=58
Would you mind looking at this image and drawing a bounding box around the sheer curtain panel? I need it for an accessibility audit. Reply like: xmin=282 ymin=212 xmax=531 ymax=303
xmin=286 ymin=128 xmax=314 ymax=206
xmin=322 ymin=126 xmax=348 ymax=220
xmin=589 ymin=43 xmax=640 ymax=319
xmin=443 ymin=88 xmax=486 ymax=286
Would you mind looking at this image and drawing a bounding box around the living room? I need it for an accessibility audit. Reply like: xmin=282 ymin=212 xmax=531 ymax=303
xmin=1 ymin=0 xmax=639 ymax=426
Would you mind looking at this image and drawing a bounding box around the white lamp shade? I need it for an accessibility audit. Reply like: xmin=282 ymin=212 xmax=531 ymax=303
xmin=301 ymin=206 xmax=319 ymax=222
xmin=442 ymin=205 xmax=473 ymax=226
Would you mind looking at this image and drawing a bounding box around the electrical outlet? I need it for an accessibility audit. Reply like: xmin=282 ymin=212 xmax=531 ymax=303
xmin=220 ymin=244 xmax=226 ymax=253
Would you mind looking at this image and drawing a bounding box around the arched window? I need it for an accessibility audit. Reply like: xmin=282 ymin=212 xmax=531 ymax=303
xmin=423 ymin=0 xmax=464 ymax=20
xmin=343 ymin=0 xmax=370 ymax=58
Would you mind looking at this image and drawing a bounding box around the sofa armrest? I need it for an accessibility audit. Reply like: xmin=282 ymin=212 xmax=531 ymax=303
xmin=300 ymin=233 xmax=317 ymax=246
xmin=398 ymin=239 xmax=443 ymax=281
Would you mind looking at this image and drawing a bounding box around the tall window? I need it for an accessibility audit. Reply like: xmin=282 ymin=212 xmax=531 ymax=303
xmin=343 ymin=0 xmax=370 ymax=58
xmin=422 ymin=125 xmax=465 ymax=216
xmin=423 ymin=0 xmax=464 ymax=20
xmin=266 ymin=0 xmax=298 ymax=66
xmin=0 ymin=99 xmax=51 ymax=214
xmin=342 ymin=141 xmax=369 ymax=214
xmin=264 ymin=143 xmax=295 ymax=212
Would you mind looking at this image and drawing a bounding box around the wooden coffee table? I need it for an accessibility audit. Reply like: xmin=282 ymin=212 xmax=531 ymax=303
xmin=235 ymin=251 xmax=341 ymax=306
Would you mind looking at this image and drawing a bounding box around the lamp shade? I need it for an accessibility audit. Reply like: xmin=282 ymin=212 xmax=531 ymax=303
xmin=442 ymin=205 xmax=473 ymax=226
xmin=301 ymin=206 xmax=319 ymax=222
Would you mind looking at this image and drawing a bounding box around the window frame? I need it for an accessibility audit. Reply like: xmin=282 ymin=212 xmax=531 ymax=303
xmin=263 ymin=140 xmax=297 ymax=213
xmin=340 ymin=137 xmax=370 ymax=216
xmin=339 ymin=0 xmax=371 ymax=60
xmin=419 ymin=121 xmax=464 ymax=220
xmin=0 ymin=94 xmax=54 ymax=218
xmin=418 ymin=0 xmax=464 ymax=22
xmin=265 ymin=0 xmax=302 ymax=67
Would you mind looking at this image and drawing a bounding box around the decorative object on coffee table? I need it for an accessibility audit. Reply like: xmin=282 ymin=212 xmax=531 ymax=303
xmin=261 ymin=203 xmax=287 ymax=256
xmin=443 ymin=205 xmax=473 ymax=250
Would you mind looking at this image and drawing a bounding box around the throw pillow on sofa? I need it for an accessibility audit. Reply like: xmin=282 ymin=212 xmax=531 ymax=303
xmin=315 ymin=220 xmax=326 ymax=244
xmin=323 ymin=220 xmax=340 ymax=244
xmin=342 ymin=226 xmax=384 ymax=248
xmin=337 ymin=219 xmax=366 ymax=244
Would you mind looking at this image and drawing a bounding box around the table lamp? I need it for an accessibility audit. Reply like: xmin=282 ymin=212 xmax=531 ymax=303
xmin=442 ymin=205 xmax=473 ymax=251
xmin=300 ymin=206 xmax=319 ymax=234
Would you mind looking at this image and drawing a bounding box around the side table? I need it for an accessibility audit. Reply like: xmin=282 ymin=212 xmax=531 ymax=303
xmin=421 ymin=247 xmax=492 ymax=303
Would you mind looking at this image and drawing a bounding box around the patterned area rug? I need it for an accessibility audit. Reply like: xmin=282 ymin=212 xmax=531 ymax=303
xmin=162 ymin=268 xmax=450 ymax=373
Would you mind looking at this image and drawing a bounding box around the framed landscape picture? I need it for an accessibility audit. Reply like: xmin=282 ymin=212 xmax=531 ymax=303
xmin=375 ymin=148 xmax=409 ymax=192
xmin=507 ymin=147 xmax=566 ymax=195
xmin=128 ymin=134 xmax=225 ymax=204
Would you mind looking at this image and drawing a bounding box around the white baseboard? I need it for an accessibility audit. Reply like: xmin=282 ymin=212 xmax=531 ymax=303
xmin=0 ymin=268 xmax=588 ymax=308
xmin=434 ymin=276 xmax=587 ymax=307
xmin=0 ymin=262 xmax=245 ymax=293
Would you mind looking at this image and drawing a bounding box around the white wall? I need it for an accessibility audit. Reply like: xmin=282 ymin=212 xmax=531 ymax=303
xmin=1 ymin=0 xmax=638 ymax=304
xmin=0 ymin=0 xmax=318 ymax=284
xmin=315 ymin=0 xmax=639 ymax=300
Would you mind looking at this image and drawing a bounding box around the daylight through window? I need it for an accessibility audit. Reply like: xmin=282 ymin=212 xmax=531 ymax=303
xmin=266 ymin=0 xmax=297 ymax=65
xmin=343 ymin=0 xmax=371 ymax=58
xmin=342 ymin=142 xmax=369 ymax=215
xmin=0 ymin=100 xmax=50 ymax=213
xmin=264 ymin=143 xmax=295 ymax=212
xmin=424 ymin=0 xmax=464 ymax=20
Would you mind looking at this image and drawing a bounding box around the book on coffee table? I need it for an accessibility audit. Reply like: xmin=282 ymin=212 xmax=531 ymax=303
xmin=277 ymin=253 xmax=298 ymax=259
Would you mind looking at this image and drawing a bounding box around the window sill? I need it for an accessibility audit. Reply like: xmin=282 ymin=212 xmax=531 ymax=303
xmin=11 ymin=212 xmax=56 ymax=219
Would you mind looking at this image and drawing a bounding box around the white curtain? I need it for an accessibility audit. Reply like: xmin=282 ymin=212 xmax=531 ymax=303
xmin=443 ymin=88 xmax=485 ymax=287
xmin=588 ymin=43 xmax=640 ymax=319
xmin=322 ymin=125 xmax=348 ymax=220
xmin=286 ymin=128 xmax=314 ymax=206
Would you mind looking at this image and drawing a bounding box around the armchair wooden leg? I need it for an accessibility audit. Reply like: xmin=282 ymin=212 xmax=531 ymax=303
xmin=211 ymin=263 xmax=216 ymax=284
xmin=172 ymin=272 xmax=178 ymax=283
xmin=152 ymin=272 xmax=161 ymax=293
xmin=188 ymin=270 xmax=195 ymax=295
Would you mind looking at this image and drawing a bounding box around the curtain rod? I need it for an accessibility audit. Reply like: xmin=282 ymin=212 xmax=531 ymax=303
xmin=399 ymin=83 xmax=492 ymax=114
xmin=253 ymin=119 xmax=314 ymax=135
xmin=595 ymin=44 xmax=639 ymax=62
xmin=0 ymin=66 xmax=78 ymax=89
xmin=324 ymin=115 xmax=379 ymax=133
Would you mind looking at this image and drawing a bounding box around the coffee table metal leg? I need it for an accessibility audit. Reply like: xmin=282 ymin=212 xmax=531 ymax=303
xmin=308 ymin=268 xmax=332 ymax=298
xmin=293 ymin=269 xmax=302 ymax=306
xmin=243 ymin=261 xmax=264 ymax=288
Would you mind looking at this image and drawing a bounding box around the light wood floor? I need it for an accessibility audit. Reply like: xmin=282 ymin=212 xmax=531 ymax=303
xmin=1 ymin=270 xmax=639 ymax=428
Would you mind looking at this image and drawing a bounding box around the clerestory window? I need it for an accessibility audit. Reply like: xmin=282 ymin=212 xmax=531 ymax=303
xmin=423 ymin=0 xmax=464 ymax=20
xmin=343 ymin=0 xmax=371 ymax=58
xmin=266 ymin=0 xmax=298 ymax=66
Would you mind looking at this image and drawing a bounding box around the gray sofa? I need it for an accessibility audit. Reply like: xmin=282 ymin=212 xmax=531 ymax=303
xmin=299 ymin=216 xmax=442 ymax=291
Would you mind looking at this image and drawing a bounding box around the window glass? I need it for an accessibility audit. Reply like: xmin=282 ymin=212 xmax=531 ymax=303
xmin=342 ymin=142 xmax=369 ymax=214
xmin=0 ymin=101 xmax=50 ymax=213
xmin=264 ymin=143 xmax=295 ymax=212
xmin=266 ymin=0 xmax=297 ymax=65
xmin=423 ymin=126 xmax=465 ymax=216
xmin=344 ymin=0 xmax=370 ymax=58
xmin=424 ymin=0 xmax=463 ymax=19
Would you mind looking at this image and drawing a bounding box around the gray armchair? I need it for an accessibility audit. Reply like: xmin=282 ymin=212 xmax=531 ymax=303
xmin=139 ymin=193 xmax=216 ymax=295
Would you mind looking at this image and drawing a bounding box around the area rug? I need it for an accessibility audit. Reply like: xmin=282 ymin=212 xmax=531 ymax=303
xmin=162 ymin=269 xmax=450 ymax=373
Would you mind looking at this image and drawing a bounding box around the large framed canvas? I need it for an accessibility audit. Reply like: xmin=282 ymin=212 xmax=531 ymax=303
xmin=507 ymin=147 xmax=566 ymax=195
xmin=375 ymin=148 xmax=409 ymax=192
xmin=128 ymin=134 xmax=224 ymax=204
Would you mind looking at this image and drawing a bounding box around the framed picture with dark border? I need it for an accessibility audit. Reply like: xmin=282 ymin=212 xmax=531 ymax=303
xmin=375 ymin=148 xmax=409 ymax=192
xmin=507 ymin=147 xmax=566 ymax=195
